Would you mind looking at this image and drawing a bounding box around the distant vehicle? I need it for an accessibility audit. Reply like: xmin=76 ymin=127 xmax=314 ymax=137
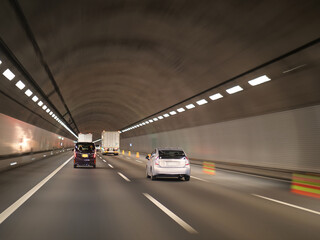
xmin=74 ymin=142 xmax=96 ymax=168
xmin=95 ymin=144 xmax=101 ymax=151
xmin=78 ymin=133 xmax=93 ymax=142
xmin=101 ymin=131 xmax=120 ymax=155
xmin=146 ymin=148 xmax=190 ymax=181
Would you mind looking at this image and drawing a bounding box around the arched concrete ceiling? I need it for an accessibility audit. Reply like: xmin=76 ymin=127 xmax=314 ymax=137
xmin=0 ymin=0 xmax=319 ymax=140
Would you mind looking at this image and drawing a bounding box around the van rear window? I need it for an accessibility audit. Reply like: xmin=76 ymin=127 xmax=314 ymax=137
xmin=159 ymin=150 xmax=185 ymax=159
xmin=75 ymin=143 xmax=95 ymax=152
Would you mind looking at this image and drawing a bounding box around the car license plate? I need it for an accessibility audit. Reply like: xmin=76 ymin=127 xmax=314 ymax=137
xmin=82 ymin=154 xmax=88 ymax=158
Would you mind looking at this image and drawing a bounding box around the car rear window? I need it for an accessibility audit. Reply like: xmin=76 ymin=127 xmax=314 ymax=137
xmin=75 ymin=143 xmax=95 ymax=152
xmin=159 ymin=150 xmax=185 ymax=159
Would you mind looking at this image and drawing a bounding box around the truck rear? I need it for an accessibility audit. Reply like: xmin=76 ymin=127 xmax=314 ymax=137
xmin=78 ymin=133 xmax=93 ymax=142
xmin=101 ymin=131 xmax=120 ymax=155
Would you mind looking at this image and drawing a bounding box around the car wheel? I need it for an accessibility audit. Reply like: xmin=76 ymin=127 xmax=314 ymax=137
xmin=185 ymin=175 xmax=190 ymax=181
xmin=93 ymin=164 xmax=96 ymax=168
xmin=74 ymin=164 xmax=77 ymax=168
xmin=146 ymin=168 xmax=150 ymax=178
xmin=151 ymin=174 xmax=157 ymax=181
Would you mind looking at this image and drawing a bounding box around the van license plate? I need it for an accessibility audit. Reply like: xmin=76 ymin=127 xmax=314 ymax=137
xmin=82 ymin=154 xmax=88 ymax=158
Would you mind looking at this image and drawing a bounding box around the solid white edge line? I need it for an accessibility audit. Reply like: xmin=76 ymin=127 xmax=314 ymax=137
xmin=252 ymin=194 xmax=320 ymax=215
xmin=136 ymin=160 xmax=143 ymax=163
xmin=143 ymin=193 xmax=198 ymax=234
xmin=191 ymin=176 xmax=208 ymax=182
xmin=118 ymin=172 xmax=131 ymax=182
xmin=0 ymin=156 xmax=73 ymax=225
xmin=108 ymin=164 xmax=114 ymax=168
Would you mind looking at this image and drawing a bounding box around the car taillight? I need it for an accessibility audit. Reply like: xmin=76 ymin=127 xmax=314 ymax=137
xmin=93 ymin=153 xmax=96 ymax=158
xmin=184 ymin=157 xmax=190 ymax=165
xmin=74 ymin=151 xmax=76 ymax=158
xmin=155 ymin=157 xmax=159 ymax=165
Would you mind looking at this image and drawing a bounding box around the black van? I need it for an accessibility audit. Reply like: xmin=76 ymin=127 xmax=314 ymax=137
xmin=74 ymin=142 xmax=96 ymax=168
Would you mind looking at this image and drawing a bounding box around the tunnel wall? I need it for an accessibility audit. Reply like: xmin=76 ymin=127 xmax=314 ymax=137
xmin=121 ymin=104 xmax=320 ymax=173
xmin=0 ymin=113 xmax=74 ymax=156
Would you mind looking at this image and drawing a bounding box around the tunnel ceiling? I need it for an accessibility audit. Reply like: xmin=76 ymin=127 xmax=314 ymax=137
xmin=0 ymin=0 xmax=319 ymax=140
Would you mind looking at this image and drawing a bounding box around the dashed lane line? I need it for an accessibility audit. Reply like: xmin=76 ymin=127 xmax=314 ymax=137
xmin=143 ymin=193 xmax=198 ymax=234
xmin=118 ymin=172 xmax=131 ymax=182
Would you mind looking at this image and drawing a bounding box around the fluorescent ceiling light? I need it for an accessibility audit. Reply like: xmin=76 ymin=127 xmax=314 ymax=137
xmin=46 ymin=108 xmax=50 ymax=113
xmin=149 ymin=119 xmax=154 ymax=123
xmin=15 ymin=80 xmax=25 ymax=90
xmin=49 ymin=111 xmax=53 ymax=115
xmin=3 ymin=69 xmax=15 ymax=80
xmin=248 ymin=75 xmax=271 ymax=86
xmin=153 ymin=118 xmax=158 ymax=121
xmin=158 ymin=116 xmax=164 ymax=120
xmin=142 ymin=122 xmax=146 ymax=125
xmin=196 ymin=99 xmax=208 ymax=105
xmin=163 ymin=113 xmax=170 ymax=118
xmin=25 ymin=89 xmax=33 ymax=97
xmin=42 ymin=105 xmax=47 ymax=110
xmin=145 ymin=121 xmax=149 ymax=124
xmin=169 ymin=111 xmax=177 ymax=115
xmin=226 ymin=85 xmax=243 ymax=94
xmin=37 ymin=101 xmax=43 ymax=107
xmin=0 ymin=60 xmax=2 ymax=64
xmin=186 ymin=104 xmax=195 ymax=109
xmin=32 ymin=96 xmax=38 ymax=102
xmin=177 ymin=108 xmax=185 ymax=112
xmin=209 ymin=93 xmax=223 ymax=101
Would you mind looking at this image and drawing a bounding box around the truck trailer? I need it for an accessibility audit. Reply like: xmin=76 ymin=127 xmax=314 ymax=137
xmin=78 ymin=133 xmax=93 ymax=143
xmin=101 ymin=131 xmax=120 ymax=155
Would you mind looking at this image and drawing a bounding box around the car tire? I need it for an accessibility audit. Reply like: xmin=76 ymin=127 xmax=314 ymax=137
xmin=151 ymin=174 xmax=157 ymax=181
xmin=185 ymin=175 xmax=190 ymax=181
xmin=74 ymin=164 xmax=77 ymax=168
xmin=93 ymin=164 xmax=96 ymax=168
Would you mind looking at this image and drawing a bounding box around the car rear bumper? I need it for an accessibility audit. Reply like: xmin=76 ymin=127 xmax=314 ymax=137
xmin=74 ymin=158 xmax=96 ymax=166
xmin=153 ymin=166 xmax=190 ymax=176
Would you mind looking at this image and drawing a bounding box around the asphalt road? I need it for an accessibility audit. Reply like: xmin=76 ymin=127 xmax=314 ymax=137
xmin=0 ymin=152 xmax=319 ymax=240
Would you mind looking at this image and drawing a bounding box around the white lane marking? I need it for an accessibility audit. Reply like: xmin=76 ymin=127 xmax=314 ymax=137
xmin=252 ymin=194 xmax=320 ymax=216
xmin=0 ymin=156 xmax=73 ymax=225
xmin=103 ymin=160 xmax=106 ymax=163
xmin=108 ymin=164 xmax=114 ymax=168
xmin=191 ymin=176 xmax=208 ymax=182
xmin=118 ymin=172 xmax=131 ymax=182
xmin=143 ymin=193 xmax=198 ymax=234
xmin=136 ymin=160 xmax=143 ymax=163
xmin=218 ymin=168 xmax=290 ymax=183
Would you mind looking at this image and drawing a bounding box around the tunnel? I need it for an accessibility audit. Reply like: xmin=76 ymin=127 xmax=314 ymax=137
xmin=0 ymin=0 xmax=320 ymax=239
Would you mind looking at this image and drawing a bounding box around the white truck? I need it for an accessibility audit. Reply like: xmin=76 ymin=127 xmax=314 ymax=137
xmin=101 ymin=131 xmax=120 ymax=155
xmin=78 ymin=133 xmax=93 ymax=143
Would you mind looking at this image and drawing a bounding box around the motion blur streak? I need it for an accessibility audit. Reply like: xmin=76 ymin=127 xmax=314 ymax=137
xmin=291 ymin=174 xmax=320 ymax=199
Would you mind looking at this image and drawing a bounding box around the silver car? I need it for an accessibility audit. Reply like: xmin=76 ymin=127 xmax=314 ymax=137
xmin=146 ymin=148 xmax=191 ymax=181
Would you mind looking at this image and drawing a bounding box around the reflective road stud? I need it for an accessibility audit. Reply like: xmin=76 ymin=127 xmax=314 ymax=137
xmin=203 ymin=162 xmax=215 ymax=175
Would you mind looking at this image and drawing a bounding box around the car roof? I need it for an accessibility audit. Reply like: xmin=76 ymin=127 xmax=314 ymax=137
xmin=157 ymin=147 xmax=184 ymax=151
